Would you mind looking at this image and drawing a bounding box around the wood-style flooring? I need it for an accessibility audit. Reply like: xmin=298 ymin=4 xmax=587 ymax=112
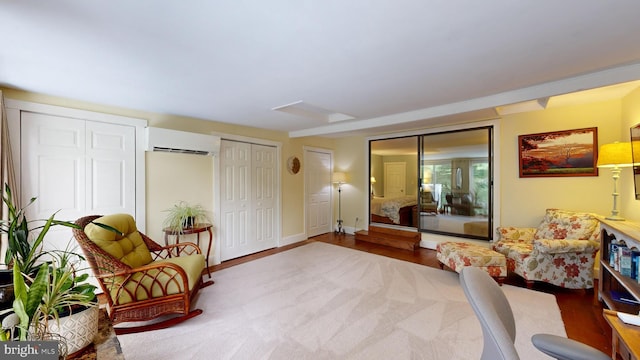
xmin=211 ymin=232 xmax=612 ymax=355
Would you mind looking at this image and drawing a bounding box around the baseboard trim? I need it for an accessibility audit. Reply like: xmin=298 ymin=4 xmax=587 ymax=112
xmin=280 ymin=232 xmax=307 ymax=246
xmin=420 ymin=232 xmax=492 ymax=250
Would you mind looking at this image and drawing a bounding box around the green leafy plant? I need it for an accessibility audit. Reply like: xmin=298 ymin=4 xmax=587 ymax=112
xmin=162 ymin=201 xmax=210 ymax=232
xmin=1 ymin=183 xmax=80 ymax=276
xmin=11 ymin=249 xmax=97 ymax=341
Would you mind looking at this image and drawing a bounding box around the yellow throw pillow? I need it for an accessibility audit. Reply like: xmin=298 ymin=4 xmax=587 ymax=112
xmin=84 ymin=214 xmax=153 ymax=268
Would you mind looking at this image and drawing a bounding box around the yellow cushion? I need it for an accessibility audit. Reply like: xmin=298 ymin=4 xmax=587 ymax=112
xmin=109 ymin=254 xmax=205 ymax=305
xmin=84 ymin=214 xmax=153 ymax=268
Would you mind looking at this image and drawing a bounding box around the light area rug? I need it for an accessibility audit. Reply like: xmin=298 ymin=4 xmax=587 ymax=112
xmin=118 ymin=242 xmax=566 ymax=359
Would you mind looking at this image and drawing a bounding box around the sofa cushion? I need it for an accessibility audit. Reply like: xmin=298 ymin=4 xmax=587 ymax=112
xmin=496 ymin=226 xmax=537 ymax=242
xmin=84 ymin=213 xmax=153 ymax=268
xmin=534 ymin=209 xmax=598 ymax=241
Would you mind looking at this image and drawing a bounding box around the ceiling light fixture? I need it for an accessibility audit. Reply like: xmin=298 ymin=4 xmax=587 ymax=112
xmin=272 ymin=101 xmax=354 ymax=123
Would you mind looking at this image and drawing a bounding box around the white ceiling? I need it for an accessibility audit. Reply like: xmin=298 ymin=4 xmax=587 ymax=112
xmin=2 ymin=1 xmax=640 ymax=138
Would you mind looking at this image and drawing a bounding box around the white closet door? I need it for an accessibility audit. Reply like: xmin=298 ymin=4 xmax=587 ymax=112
xmin=220 ymin=140 xmax=251 ymax=261
xmin=20 ymin=111 xmax=136 ymax=253
xmin=220 ymin=140 xmax=277 ymax=261
xmin=305 ymin=149 xmax=331 ymax=237
xmin=252 ymin=144 xmax=276 ymax=253
xmin=86 ymin=120 xmax=135 ymax=215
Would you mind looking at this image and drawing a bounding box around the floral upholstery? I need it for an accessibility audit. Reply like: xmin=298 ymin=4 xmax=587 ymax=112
xmin=436 ymin=241 xmax=507 ymax=281
xmin=493 ymin=208 xmax=601 ymax=289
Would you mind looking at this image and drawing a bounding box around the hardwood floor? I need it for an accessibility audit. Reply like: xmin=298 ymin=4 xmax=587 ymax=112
xmin=211 ymin=232 xmax=612 ymax=355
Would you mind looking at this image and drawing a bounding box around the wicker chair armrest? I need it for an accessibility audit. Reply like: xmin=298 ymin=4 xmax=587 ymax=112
xmin=151 ymin=242 xmax=202 ymax=260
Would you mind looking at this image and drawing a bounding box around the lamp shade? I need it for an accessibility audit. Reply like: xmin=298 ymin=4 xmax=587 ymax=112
xmin=333 ymin=172 xmax=347 ymax=184
xmin=370 ymin=176 xmax=376 ymax=184
xmin=596 ymin=142 xmax=633 ymax=168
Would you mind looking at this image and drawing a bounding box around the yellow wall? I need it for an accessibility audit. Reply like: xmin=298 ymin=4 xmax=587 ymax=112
xmin=333 ymin=136 xmax=368 ymax=231
xmin=6 ymin=86 xmax=640 ymax=247
xmin=2 ymin=88 xmax=333 ymax=244
xmin=500 ymin=99 xmax=624 ymax=226
xmin=336 ymin=98 xmax=639 ymax=231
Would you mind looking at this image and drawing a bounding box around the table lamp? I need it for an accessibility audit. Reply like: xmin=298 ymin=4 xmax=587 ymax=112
xmin=597 ymin=141 xmax=633 ymax=220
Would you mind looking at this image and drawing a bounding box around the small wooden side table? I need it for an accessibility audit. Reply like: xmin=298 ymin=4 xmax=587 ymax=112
xmin=603 ymin=309 xmax=640 ymax=360
xmin=163 ymin=224 xmax=213 ymax=278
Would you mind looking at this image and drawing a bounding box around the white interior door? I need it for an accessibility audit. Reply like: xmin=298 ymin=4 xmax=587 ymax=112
xmin=384 ymin=162 xmax=406 ymax=198
xmin=305 ymin=149 xmax=331 ymax=237
xmin=20 ymin=111 xmax=136 ymax=253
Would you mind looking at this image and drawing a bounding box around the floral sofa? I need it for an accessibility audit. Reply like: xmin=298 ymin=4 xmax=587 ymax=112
xmin=493 ymin=208 xmax=601 ymax=289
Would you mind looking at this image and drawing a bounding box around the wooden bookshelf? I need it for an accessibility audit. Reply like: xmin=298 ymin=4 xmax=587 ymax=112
xmin=599 ymin=219 xmax=640 ymax=314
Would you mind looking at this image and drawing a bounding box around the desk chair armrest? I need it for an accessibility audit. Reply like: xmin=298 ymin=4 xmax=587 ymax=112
xmin=531 ymin=334 xmax=610 ymax=360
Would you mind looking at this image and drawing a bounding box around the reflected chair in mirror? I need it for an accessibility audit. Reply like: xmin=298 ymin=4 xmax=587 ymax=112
xmin=73 ymin=214 xmax=214 ymax=335
xmin=420 ymin=190 xmax=438 ymax=214
xmin=459 ymin=267 xmax=609 ymax=360
xmin=445 ymin=193 xmax=474 ymax=216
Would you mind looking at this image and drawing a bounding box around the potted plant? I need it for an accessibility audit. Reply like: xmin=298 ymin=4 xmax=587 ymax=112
xmin=162 ymin=201 xmax=210 ymax=232
xmin=0 ymin=183 xmax=82 ymax=313
xmin=1 ymin=184 xmax=81 ymax=276
xmin=11 ymin=247 xmax=99 ymax=356
xmin=0 ymin=183 xmax=120 ymax=355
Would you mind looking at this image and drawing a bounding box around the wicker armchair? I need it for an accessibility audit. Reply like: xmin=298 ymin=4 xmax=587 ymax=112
xmin=73 ymin=214 xmax=213 ymax=334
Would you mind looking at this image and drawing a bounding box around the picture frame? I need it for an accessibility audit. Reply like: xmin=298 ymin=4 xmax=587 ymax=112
xmin=518 ymin=127 xmax=598 ymax=178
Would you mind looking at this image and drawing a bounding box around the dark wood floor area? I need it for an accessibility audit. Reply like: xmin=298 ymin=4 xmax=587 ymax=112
xmin=211 ymin=232 xmax=612 ymax=355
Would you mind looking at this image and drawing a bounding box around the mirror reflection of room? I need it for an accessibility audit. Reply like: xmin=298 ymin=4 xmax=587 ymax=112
xmin=420 ymin=128 xmax=491 ymax=239
xmin=369 ymin=127 xmax=493 ymax=240
xmin=370 ymin=136 xmax=419 ymax=227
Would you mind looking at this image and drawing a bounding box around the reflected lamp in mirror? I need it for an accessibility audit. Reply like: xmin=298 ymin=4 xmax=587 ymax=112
xmin=333 ymin=172 xmax=347 ymax=185
xmin=596 ymin=141 xmax=633 ymax=220
xmin=370 ymin=176 xmax=376 ymax=197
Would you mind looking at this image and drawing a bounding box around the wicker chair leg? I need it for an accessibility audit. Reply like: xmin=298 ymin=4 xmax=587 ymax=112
xmin=114 ymin=309 xmax=204 ymax=335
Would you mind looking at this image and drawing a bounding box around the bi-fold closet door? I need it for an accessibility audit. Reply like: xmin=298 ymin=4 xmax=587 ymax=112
xmin=20 ymin=111 xmax=136 ymax=253
xmin=219 ymin=140 xmax=277 ymax=261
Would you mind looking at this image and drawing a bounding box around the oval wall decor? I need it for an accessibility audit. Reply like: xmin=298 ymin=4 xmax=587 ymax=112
xmin=287 ymin=156 xmax=301 ymax=175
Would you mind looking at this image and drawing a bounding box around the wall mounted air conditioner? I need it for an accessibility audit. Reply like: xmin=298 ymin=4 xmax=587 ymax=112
xmin=145 ymin=127 xmax=221 ymax=156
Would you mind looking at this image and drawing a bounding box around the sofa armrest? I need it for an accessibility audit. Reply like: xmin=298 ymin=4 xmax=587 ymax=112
xmin=496 ymin=227 xmax=537 ymax=241
xmin=533 ymin=239 xmax=600 ymax=254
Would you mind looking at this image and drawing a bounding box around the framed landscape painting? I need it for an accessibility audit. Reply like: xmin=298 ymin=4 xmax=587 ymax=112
xmin=518 ymin=127 xmax=598 ymax=178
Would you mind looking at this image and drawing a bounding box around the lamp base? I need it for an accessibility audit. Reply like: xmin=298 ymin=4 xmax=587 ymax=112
xmin=605 ymin=215 xmax=625 ymax=221
xmin=335 ymin=219 xmax=345 ymax=234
